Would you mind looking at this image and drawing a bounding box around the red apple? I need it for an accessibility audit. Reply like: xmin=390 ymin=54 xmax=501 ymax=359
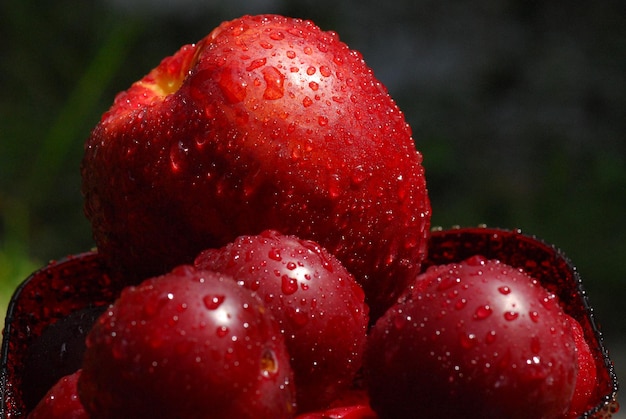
xmin=81 ymin=14 xmax=431 ymax=319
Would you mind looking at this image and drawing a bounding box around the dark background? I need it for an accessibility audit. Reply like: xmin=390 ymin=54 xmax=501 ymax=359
xmin=1 ymin=0 xmax=624 ymax=412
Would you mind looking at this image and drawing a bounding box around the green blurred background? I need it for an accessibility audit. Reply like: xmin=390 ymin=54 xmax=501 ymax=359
xmin=1 ymin=0 xmax=625 ymax=407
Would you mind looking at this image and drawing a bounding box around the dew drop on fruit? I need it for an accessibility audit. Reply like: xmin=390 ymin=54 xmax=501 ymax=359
xmin=529 ymin=311 xmax=540 ymax=322
xmin=465 ymin=255 xmax=487 ymax=266
xmin=504 ymin=311 xmax=519 ymax=321
xmin=286 ymin=306 xmax=309 ymax=327
xmin=328 ymin=174 xmax=342 ymax=199
xmin=143 ymin=294 xmax=170 ymax=317
xmin=350 ymin=165 xmax=367 ymax=187
xmin=281 ymin=275 xmax=299 ymax=295
xmin=302 ymin=96 xmax=313 ymax=107
xmin=169 ymin=141 xmax=189 ymax=173
xmin=498 ymin=286 xmax=511 ymax=295
xmin=216 ymin=325 xmax=229 ymax=338
xmin=454 ymin=298 xmax=467 ymax=310
xmin=269 ymin=30 xmax=285 ymax=41
xmin=218 ymin=68 xmax=248 ymax=103
xmin=268 ymin=248 xmax=282 ymax=261
xmin=393 ymin=314 xmax=407 ymax=330
xmin=460 ymin=332 xmax=478 ymax=349
xmin=437 ymin=276 xmax=461 ymax=291
xmin=248 ymin=279 xmax=261 ymax=291
xmin=318 ymin=115 xmax=328 ymax=126
xmin=474 ymin=305 xmax=493 ymax=320
xmin=203 ymin=294 xmax=226 ymax=310
xmin=319 ymin=65 xmax=332 ymax=77
xmin=286 ymin=50 xmax=296 ymax=59
xmin=540 ymin=293 xmax=557 ymax=310
xmin=262 ymin=66 xmax=285 ymax=100
xmin=246 ymin=57 xmax=267 ymax=71
xmin=485 ymin=330 xmax=497 ymax=344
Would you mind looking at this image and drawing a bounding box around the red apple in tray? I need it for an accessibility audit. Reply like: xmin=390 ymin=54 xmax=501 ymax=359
xmin=0 ymin=227 xmax=619 ymax=418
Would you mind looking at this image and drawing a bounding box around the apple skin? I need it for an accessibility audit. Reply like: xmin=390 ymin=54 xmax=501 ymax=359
xmin=81 ymin=14 xmax=431 ymax=320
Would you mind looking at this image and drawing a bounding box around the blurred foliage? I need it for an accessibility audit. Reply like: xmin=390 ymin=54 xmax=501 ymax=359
xmin=1 ymin=0 xmax=625 ymax=354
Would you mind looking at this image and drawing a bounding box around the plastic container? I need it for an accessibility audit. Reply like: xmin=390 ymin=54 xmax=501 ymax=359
xmin=0 ymin=227 xmax=619 ymax=417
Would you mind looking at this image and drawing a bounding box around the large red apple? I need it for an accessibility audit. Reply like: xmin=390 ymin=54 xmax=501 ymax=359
xmin=81 ymin=14 xmax=431 ymax=319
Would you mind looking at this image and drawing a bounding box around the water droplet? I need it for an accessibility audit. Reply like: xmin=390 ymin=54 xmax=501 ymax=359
xmin=504 ymin=311 xmax=519 ymax=321
xmin=309 ymin=81 xmax=319 ymax=91
xmin=259 ymin=41 xmax=273 ymax=49
xmin=485 ymin=330 xmax=497 ymax=344
xmin=286 ymin=50 xmax=296 ymax=59
xmin=540 ymin=293 xmax=557 ymax=310
xmin=328 ymin=174 xmax=342 ymax=199
xmin=218 ymin=69 xmax=247 ymax=103
xmin=318 ymin=115 xmax=328 ymax=126
xmin=460 ymin=332 xmax=477 ymax=349
xmin=169 ymin=141 xmax=189 ymax=173
xmin=269 ymin=31 xmax=285 ymax=41
xmin=286 ymin=306 xmax=309 ymax=327
xmin=143 ymin=294 xmax=171 ymax=317
xmin=319 ymin=65 xmax=331 ymax=77
xmin=498 ymin=286 xmax=511 ymax=295
xmin=203 ymin=294 xmax=225 ymax=310
xmin=268 ymin=248 xmax=282 ymax=261
xmin=281 ymin=275 xmax=299 ymax=295
xmin=303 ymin=46 xmax=313 ymax=55
xmin=216 ymin=325 xmax=229 ymax=337
xmin=474 ymin=305 xmax=493 ymax=320
xmin=262 ymin=66 xmax=285 ymax=100
xmin=465 ymin=255 xmax=487 ymax=266
xmin=306 ymin=66 xmax=316 ymax=75
xmin=454 ymin=298 xmax=468 ymax=310
xmin=437 ymin=276 xmax=461 ymax=291
xmin=350 ymin=165 xmax=368 ymax=187
xmin=302 ymin=96 xmax=313 ymax=107
xmin=529 ymin=311 xmax=540 ymax=322
xmin=393 ymin=314 xmax=407 ymax=330
xmin=246 ymin=57 xmax=267 ymax=71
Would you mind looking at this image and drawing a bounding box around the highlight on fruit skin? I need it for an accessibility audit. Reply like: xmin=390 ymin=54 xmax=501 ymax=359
xmin=81 ymin=14 xmax=431 ymax=321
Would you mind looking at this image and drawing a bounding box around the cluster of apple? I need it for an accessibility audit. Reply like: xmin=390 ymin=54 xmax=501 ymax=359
xmin=2 ymin=14 xmax=618 ymax=419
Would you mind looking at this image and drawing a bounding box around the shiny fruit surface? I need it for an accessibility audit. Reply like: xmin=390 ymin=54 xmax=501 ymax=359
xmin=81 ymin=14 xmax=431 ymax=320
